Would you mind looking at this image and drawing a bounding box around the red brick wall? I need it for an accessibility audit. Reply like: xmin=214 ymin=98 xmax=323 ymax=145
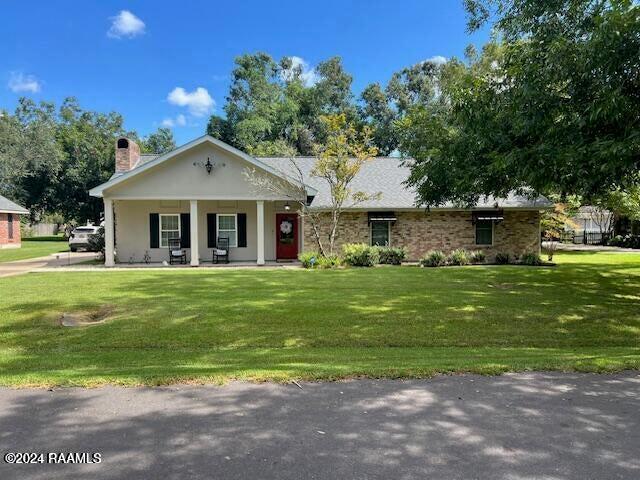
xmin=0 ymin=213 xmax=22 ymax=246
xmin=303 ymin=210 xmax=541 ymax=261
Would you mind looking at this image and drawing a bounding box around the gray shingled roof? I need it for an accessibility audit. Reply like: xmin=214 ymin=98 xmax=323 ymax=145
xmin=0 ymin=194 xmax=28 ymax=214
xmin=105 ymin=149 xmax=551 ymax=209
xmin=259 ymin=157 xmax=552 ymax=210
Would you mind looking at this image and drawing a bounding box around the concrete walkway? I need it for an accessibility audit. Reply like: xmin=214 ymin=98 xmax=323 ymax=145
xmin=0 ymin=251 xmax=96 ymax=278
xmin=543 ymin=241 xmax=640 ymax=253
xmin=1 ymin=372 xmax=639 ymax=480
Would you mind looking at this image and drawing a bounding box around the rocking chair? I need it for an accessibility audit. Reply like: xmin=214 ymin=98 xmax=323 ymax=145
xmin=213 ymin=236 xmax=230 ymax=264
xmin=168 ymin=237 xmax=187 ymax=265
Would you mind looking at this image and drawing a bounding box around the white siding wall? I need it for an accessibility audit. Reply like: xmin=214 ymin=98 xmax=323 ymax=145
xmin=113 ymin=199 xmax=299 ymax=263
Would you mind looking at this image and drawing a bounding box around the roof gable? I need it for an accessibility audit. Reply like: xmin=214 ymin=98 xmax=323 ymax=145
xmin=89 ymin=135 xmax=317 ymax=198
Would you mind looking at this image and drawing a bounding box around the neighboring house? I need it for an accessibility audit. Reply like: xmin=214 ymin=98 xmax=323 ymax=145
xmin=0 ymin=194 xmax=28 ymax=249
xmin=89 ymin=135 xmax=551 ymax=266
xmin=567 ymin=206 xmax=614 ymax=234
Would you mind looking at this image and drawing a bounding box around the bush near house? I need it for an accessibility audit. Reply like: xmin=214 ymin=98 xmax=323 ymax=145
xmin=520 ymin=251 xmax=543 ymax=266
xmin=342 ymin=243 xmax=380 ymax=267
xmin=87 ymin=226 xmax=105 ymax=259
xmin=608 ymin=234 xmax=640 ymax=249
xmin=447 ymin=248 xmax=471 ymax=266
xmin=299 ymin=251 xmax=319 ymax=268
xmin=421 ymin=250 xmax=447 ymax=267
xmin=495 ymin=252 xmax=511 ymax=264
xmin=469 ymin=250 xmax=486 ymax=264
xmin=298 ymin=252 xmax=341 ymax=269
xmin=376 ymin=246 xmax=407 ymax=265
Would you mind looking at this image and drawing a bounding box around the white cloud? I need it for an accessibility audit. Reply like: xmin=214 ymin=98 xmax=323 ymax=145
xmin=425 ymin=55 xmax=448 ymax=65
xmin=161 ymin=114 xmax=187 ymax=128
xmin=167 ymin=87 xmax=214 ymax=117
xmin=281 ymin=56 xmax=319 ymax=87
xmin=108 ymin=10 xmax=146 ymax=39
xmin=8 ymin=72 xmax=41 ymax=93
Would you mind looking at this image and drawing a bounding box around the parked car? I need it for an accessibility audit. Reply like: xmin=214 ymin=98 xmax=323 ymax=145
xmin=69 ymin=225 xmax=101 ymax=252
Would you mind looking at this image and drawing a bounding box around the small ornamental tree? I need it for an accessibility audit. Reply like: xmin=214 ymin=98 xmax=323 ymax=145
xmin=245 ymin=113 xmax=378 ymax=256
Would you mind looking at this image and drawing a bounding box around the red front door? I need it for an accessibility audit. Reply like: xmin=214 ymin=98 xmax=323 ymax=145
xmin=276 ymin=213 xmax=298 ymax=259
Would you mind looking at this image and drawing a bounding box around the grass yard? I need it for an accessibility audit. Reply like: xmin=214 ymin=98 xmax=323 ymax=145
xmin=0 ymin=236 xmax=69 ymax=263
xmin=0 ymin=251 xmax=639 ymax=386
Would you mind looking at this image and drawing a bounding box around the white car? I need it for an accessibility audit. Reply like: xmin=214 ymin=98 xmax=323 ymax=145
xmin=69 ymin=225 xmax=100 ymax=252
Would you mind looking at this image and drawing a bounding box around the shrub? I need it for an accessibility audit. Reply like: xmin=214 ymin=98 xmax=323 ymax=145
xmin=520 ymin=251 xmax=542 ymax=266
xmin=87 ymin=226 xmax=105 ymax=258
xmin=299 ymin=252 xmax=341 ymax=269
xmin=298 ymin=251 xmax=319 ymax=268
xmin=447 ymin=248 xmax=470 ymax=266
xmin=421 ymin=250 xmax=447 ymax=267
xmin=608 ymin=234 xmax=640 ymax=249
xmin=316 ymin=254 xmax=341 ymax=269
xmin=495 ymin=252 xmax=511 ymax=264
xmin=469 ymin=250 xmax=486 ymax=264
xmin=342 ymin=243 xmax=379 ymax=267
xmin=376 ymin=246 xmax=407 ymax=265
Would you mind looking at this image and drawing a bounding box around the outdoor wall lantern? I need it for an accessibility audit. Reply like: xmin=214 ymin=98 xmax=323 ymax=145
xmin=284 ymin=202 xmax=291 ymax=211
xmin=193 ymin=157 xmax=225 ymax=175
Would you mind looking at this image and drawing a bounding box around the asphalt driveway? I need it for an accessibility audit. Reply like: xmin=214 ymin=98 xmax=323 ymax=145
xmin=1 ymin=372 xmax=639 ymax=480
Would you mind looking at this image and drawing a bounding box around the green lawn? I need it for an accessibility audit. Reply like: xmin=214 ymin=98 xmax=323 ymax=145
xmin=0 ymin=251 xmax=639 ymax=386
xmin=0 ymin=236 xmax=69 ymax=263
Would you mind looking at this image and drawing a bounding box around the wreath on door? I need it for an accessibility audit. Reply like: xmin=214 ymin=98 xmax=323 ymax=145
xmin=280 ymin=220 xmax=293 ymax=235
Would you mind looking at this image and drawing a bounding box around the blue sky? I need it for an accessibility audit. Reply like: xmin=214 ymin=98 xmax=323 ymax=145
xmin=1 ymin=1 xmax=489 ymax=144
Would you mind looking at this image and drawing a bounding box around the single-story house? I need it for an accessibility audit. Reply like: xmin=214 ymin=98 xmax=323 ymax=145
xmin=0 ymin=194 xmax=28 ymax=249
xmin=89 ymin=135 xmax=552 ymax=266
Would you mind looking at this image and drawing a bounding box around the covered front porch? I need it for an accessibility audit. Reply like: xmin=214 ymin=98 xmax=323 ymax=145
xmin=103 ymin=198 xmax=303 ymax=267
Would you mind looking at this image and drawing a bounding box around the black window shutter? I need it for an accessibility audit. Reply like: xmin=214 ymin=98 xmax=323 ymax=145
xmin=150 ymin=213 xmax=159 ymax=248
xmin=180 ymin=213 xmax=190 ymax=248
xmin=207 ymin=213 xmax=217 ymax=248
xmin=237 ymin=213 xmax=247 ymax=247
xmin=7 ymin=213 xmax=13 ymax=239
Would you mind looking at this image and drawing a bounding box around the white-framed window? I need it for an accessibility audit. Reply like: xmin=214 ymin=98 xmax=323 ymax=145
xmin=217 ymin=213 xmax=237 ymax=247
xmin=159 ymin=214 xmax=181 ymax=248
xmin=475 ymin=220 xmax=494 ymax=246
xmin=370 ymin=221 xmax=391 ymax=247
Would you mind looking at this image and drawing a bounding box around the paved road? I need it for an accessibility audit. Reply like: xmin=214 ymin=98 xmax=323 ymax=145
xmin=0 ymin=373 xmax=639 ymax=480
xmin=0 ymin=251 xmax=95 ymax=278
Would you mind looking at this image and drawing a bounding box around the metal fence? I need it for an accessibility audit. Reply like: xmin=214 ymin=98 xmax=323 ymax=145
xmin=556 ymin=231 xmax=611 ymax=245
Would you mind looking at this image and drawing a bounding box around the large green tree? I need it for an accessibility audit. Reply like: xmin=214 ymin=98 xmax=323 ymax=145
xmin=208 ymin=53 xmax=358 ymax=156
xmin=400 ymin=0 xmax=640 ymax=207
xmin=140 ymin=127 xmax=176 ymax=154
xmin=55 ymin=97 xmax=129 ymax=223
xmin=0 ymin=99 xmax=64 ymax=219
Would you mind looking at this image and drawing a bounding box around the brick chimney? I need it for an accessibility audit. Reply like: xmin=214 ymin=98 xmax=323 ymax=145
xmin=115 ymin=138 xmax=140 ymax=173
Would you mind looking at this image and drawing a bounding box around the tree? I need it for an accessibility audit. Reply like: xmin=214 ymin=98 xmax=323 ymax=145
xmin=211 ymin=53 xmax=365 ymax=156
xmin=224 ymin=52 xmax=282 ymax=152
xmin=245 ymin=114 xmax=378 ymax=256
xmin=0 ymin=99 xmax=64 ymax=220
xmin=141 ymin=127 xmax=176 ymax=154
xmin=55 ymin=97 xmax=128 ymax=223
xmin=311 ymin=114 xmax=378 ymax=254
xmin=206 ymin=115 xmax=234 ymax=144
xmin=359 ymin=83 xmax=397 ymax=155
xmin=400 ymin=0 xmax=640 ymax=207
xmin=598 ymin=186 xmax=640 ymax=221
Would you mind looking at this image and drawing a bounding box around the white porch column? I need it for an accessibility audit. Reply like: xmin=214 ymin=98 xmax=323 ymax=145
xmin=256 ymin=200 xmax=265 ymax=265
xmin=190 ymin=200 xmax=199 ymax=266
xmin=104 ymin=198 xmax=115 ymax=267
